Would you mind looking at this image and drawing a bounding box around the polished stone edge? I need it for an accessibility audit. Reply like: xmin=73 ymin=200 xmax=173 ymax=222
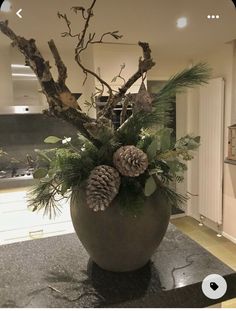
xmin=109 ymin=273 xmax=236 ymax=308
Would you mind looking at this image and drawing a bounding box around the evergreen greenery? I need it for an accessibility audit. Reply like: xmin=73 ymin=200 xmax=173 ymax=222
xmin=29 ymin=63 xmax=210 ymax=217
xmin=117 ymin=63 xmax=211 ymax=145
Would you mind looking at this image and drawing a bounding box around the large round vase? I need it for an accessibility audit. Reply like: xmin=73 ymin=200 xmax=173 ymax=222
xmin=70 ymin=187 xmax=171 ymax=272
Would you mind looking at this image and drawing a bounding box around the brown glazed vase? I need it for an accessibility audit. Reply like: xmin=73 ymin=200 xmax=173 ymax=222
xmin=70 ymin=187 xmax=171 ymax=272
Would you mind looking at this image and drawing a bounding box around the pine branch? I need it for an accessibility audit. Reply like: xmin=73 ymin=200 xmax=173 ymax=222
xmin=28 ymin=178 xmax=65 ymax=218
xmin=117 ymin=63 xmax=211 ymax=145
xmin=154 ymin=63 xmax=211 ymax=103
xmin=157 ymin=185 xmax=188 ymax=209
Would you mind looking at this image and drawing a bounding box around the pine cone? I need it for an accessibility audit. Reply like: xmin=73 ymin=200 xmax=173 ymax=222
xmin=86 ymin=165 xmax=120 ymax=212
xmin=113 ymin=145 xmax=148 ymax=177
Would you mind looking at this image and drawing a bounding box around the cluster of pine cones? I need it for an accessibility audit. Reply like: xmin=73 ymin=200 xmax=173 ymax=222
xmin=86 ymin=145 xmax=148 ymax=212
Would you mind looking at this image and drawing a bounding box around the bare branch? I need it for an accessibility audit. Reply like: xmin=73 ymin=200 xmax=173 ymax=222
xmin=71 ymin=6 xmax=86 ymax=19
xmin=58 ymin=0 xmax=125 ymax=118
xmin=99 ymin=41 xmax=156 ymax=118
xmin=111 ymin=63 xmax=126 ymax=84
xmin=57 ymin=12 xmax=80 ymax=39
xmin=84 ymin=86 xmax=104 ymax=113
xmin=74 ymin=0 xmax=97 ymax=51
xmin=58 ymin=0 xmax=114 ymax=110
xmin=78 ymin=31 xmax=122 ymax=56
xmin=115 ymin=42 xmax=155 ymax=97
xmin=75 ymin=56 xmax=114 ymax=100
xmin=48 ymin=39 xmax=67 ymax=85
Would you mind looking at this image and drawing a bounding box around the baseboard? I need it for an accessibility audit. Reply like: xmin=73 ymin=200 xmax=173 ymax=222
xmin=187 ymin=213 xmax=220 ymax=233
xmin=222 ymin=231 xmax=236 ymax=244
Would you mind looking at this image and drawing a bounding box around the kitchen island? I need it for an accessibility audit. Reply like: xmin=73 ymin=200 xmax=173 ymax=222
xmin=0 ymin=224 xmax=235 ymax=308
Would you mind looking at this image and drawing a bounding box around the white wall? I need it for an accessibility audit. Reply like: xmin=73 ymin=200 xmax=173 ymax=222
xmin=148 ymin=55 xmax=188 ymax=81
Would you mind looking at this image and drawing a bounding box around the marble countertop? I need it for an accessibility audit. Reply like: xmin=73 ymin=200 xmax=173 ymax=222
xmin=0 ymin=224 xmax=235 ymax=308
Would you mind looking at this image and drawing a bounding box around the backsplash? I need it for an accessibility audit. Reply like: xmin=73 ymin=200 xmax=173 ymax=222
xmin=0 ymin=114 xmax=78 ymax=170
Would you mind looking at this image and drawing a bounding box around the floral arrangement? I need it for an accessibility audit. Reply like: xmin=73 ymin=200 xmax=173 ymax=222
xmin=0 ymin=0 xmax=210 ymax=218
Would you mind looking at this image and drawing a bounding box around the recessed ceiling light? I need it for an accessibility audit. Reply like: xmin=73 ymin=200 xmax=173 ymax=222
xmin=177 ymin=17 xmax=188 ymax=29
xmin=0 ymin=0 xmax=12 ymax=12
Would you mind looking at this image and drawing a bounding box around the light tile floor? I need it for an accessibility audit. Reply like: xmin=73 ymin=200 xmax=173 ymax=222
xmin=171 ymin=216 xmax=236 ymax=308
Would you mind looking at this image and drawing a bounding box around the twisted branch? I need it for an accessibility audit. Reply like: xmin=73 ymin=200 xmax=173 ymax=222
xmin=111 ymin=63 xmax=126 ymax=84
xmin=58 ymin=0 xmax=123 ymax=114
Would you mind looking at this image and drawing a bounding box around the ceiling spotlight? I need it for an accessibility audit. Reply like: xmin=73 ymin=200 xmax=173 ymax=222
xmin=207 ymin=14 xmax=220 ymax=19
xmin=0 ymin=0 xmax=12 ymax=12
xmin=177 ymin=17 xmax=188 ymax=29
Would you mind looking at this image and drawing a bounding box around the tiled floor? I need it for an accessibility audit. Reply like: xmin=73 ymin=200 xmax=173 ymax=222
xmin=171 ymin=216 xmax=236 ymax=308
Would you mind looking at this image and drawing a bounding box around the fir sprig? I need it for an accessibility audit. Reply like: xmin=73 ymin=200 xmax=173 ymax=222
xmin=117 ymin=63 xmax=211 ymax=145
xmin=157 ymin=185 xmax=188 ymax=210
xmin=28 ymin=177 xmax=67 ymax=218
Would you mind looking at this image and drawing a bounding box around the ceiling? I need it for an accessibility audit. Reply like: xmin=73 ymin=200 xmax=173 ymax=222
xmin=0 ymin=0 xmax=236 ymax=60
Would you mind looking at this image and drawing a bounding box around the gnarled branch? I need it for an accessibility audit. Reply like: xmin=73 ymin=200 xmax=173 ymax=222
xmin=48 ymin=39 xmax=68 ymax=86
xmin=99 ymin=41 xmax=156 ymax=118
xmin=0 ymin=19 xmax=98 ymax=144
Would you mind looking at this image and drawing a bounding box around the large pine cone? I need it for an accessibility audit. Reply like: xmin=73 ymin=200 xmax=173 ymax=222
xmin=86 ymin=165 xmax=120 ymax=212
xmin=113 ymin=145 xmax=148 ymax=177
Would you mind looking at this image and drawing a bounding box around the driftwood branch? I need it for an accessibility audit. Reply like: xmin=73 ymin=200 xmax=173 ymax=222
xmin=0 ymin=0 xmax=156 ymax=144
xmin=48 ymin=39 xmax=67 ymax=86
xmin=0 ymin=20 xmax=98 ymax=144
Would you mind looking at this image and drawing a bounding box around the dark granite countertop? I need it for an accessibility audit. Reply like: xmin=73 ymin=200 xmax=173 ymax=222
xmin=0 ymin=224 xmax=235 ymax=308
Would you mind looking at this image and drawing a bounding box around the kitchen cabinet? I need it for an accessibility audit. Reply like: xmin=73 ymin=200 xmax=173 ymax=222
xmin=0 ymin=188 xmax=74 ymax=245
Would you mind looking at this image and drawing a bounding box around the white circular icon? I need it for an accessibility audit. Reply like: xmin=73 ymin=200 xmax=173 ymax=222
xmin=202 ymin=274 xmax=227 ymax=299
